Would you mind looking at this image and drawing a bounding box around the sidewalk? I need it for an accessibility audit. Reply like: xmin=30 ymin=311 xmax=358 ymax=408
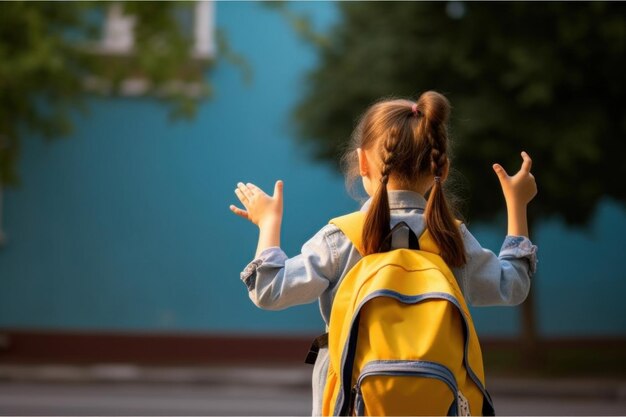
xmin=1 ymin=363 xmax=625 ymax=401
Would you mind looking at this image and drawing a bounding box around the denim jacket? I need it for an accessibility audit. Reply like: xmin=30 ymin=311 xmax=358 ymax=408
xmin=240 ymin=190 xmax=537 ymax=326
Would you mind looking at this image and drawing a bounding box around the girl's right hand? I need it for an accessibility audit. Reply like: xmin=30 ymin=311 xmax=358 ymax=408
xmin=493 ymin=151 xmax=538 ymax=208
xmin=230 ymin=180 xmax=284 ymax=229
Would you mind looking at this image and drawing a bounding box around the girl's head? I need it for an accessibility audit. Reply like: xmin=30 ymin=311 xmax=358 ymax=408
xmin=342 ymin=91 xmax=466 ymax=267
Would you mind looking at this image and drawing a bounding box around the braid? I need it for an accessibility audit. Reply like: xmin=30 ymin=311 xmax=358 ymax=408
xmin=422 ymin=114 xmax=467 ymax=267
xmin=428 ymin=126 xmax=448 ymax=178
xmin=380 ymin=128 xmax=400 ymax=183
xmin=362 ymin=127 xmax=402 ymax=255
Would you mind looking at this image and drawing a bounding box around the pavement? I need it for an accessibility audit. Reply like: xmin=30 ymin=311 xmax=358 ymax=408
xmin=1 ymin=363 xmax=625 ymax=401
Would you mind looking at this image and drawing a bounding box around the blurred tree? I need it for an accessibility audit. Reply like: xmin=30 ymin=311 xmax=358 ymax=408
xmin=293 ymin=2 xmax=625 ymax=355
xmin=0 ymin=1 xmax=246 ymax=186
xmin=296 ymin=1 xmax=625 ymax=225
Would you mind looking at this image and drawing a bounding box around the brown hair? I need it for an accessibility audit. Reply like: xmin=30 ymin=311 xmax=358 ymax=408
xmin=342 ymin=91 xmax=467 ymax=267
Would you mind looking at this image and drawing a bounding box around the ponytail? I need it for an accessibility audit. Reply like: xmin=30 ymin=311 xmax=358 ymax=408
xmin=363 ymin=172 xmax=466 ymax=265
xmin=424 ymin=178 xmax=467 ymax=267
xmin=362 ymin=177 xmax=391 ymax=255
xmin=361 ymin=125 xmax=399 ymax=256
xmin=418 ymin=91 xmax=466 ymax=268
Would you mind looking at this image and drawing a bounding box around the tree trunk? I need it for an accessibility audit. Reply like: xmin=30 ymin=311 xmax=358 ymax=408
xmin=520 ymin=289 xmax=541 ymax=366
xmin=520 ymin=213 xmax=542 ymax=367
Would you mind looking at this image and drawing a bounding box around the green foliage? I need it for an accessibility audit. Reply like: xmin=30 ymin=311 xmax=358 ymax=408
xmin=0 ymin=1 xmax=213 ymax=186
xmin=295 ymin=2 xmax=626 ymax=225
xmin=265 ymin=2 xmax=331 ymax=49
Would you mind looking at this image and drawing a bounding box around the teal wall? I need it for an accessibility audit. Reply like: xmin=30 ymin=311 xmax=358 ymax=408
xmin=1 ymin=2 xmax=625 ymax=338
xmin=469 ymin=201 xmax=626 ymax=337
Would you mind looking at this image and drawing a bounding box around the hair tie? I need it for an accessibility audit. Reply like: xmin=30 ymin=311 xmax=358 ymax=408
xmin=381 ymin=174 xmax=389 ymax=185
xmin=434 ymin=176 xmax=442 ymax=183
xmin=411 ymin=103 xmax=421 ymax=117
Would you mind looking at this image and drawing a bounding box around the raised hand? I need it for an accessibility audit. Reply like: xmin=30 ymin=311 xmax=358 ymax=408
xmin=493 ymin=151 xmax=538 ymax=208
xmin=231 ymin=180 xmax=284 ymax=257
xmin=230 ymin=180 xmax=284 ymax=228
xmin=492 ymin=152 xmax=537 ymax=237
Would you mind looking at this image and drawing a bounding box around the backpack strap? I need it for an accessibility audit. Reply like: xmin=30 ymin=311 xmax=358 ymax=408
xmin=304 ymin=332 xmax=329 ymax=365
xmin=330 ymin=211 xmax=449 ymax=256
xmin=329 ymin=212 xmax=367 ymax=255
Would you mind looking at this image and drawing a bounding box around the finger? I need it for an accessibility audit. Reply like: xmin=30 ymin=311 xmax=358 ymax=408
xmin=246 ymin=182 xmax=265 ymax=196
xmin=521 ymin=151 xmax=532 ymax=173
xmin=492 ymin=163 xmax=509 ymax=182
xmin=229 ymin=204 xmax=249 ymax=220
xmin=273 ymin=180 xmax=284 ymax=200
xmin=234 ymin=188 xmax=248 ymax=205
xmin=237 ymin=182 xmax=254 ymax=199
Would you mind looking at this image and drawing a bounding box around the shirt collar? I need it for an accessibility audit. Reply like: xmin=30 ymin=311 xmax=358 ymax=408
xmin=360 ymin=190 xmax=427 ymax=212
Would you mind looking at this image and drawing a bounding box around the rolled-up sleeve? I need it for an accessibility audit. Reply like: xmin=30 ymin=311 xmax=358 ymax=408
xmin=239 ymin=225 xmax=338 ymax=311
xmin=455 ymin=225 xmax=538 ymax=307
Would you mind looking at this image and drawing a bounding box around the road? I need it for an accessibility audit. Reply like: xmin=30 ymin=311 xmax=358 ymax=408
xmin=1 ymin=380 xmax=626 ymax=416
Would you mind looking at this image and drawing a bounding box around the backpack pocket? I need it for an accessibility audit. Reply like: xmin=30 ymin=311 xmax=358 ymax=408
xmin=352 ymin=360 xmax=467 ymax=416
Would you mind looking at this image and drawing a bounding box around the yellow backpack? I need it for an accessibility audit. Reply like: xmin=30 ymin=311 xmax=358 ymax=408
xmin=321 ymin=212 xmax=494 ymax=416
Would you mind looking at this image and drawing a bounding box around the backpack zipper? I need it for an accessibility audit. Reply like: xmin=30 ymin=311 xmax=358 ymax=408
xmin=352 ymin=360 xmax=461 ymax=416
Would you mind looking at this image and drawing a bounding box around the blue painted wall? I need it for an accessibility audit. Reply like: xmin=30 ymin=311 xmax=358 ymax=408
xmin=469 ymin=201 xmax=626 ymax=337
xmin=1 ymin=2 xmax=625 ymax=338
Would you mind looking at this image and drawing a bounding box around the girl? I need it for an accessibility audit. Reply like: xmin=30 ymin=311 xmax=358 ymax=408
xmin=230 ymin=91 xmax=538 ymax=415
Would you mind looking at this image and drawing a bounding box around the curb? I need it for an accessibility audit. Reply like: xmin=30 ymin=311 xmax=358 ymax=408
xmin=488 ymin=376 xmax=626 ymax=401
xmin=1 ymin=364 xmax=625 ymax=400
xmin=0 ymin=364 xmax=311 ymax=389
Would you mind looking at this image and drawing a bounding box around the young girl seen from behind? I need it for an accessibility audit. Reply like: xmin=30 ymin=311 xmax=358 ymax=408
xmin=230 ymin=91 xmax=538 ymax=415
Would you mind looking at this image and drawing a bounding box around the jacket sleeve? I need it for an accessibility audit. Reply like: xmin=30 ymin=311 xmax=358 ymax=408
xmin=453 ymin=224 xmax=538 ymax=307
xmin=239 ymin=224 xmax=339 ymax=311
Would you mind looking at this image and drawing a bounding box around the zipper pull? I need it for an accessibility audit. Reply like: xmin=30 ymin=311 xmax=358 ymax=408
xmin=349 ymin=386 xmax=366 ymax=416
xmin=347 ymin=386 xmax=357 ymax=416
xmin=457 ymin=390 xmax=471 ymax=416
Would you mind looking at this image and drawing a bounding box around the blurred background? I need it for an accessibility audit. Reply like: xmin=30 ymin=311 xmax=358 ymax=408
xmin=0 ymin=1 xmax=625 ymax=415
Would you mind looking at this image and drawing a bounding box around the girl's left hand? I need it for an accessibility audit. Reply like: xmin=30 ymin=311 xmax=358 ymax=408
xmin=493 ymin=151 xmax=538 ymax=208
xmin=230 ymin=180 xmax=284 ymax=228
